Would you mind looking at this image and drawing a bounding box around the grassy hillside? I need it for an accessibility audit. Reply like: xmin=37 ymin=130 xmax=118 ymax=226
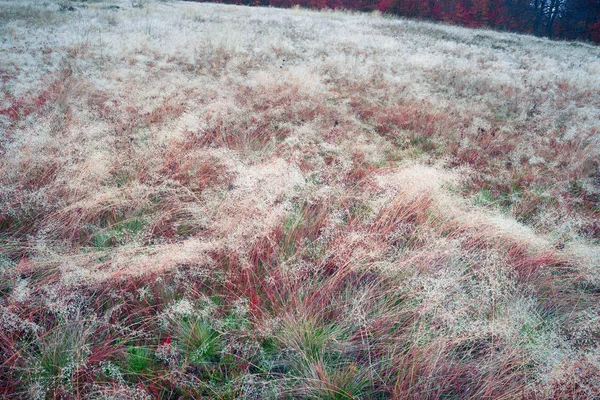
xmin=1 ymin=1 xmax=600 ymax=398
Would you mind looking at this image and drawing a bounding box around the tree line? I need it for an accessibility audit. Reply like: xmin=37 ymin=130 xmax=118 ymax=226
xmin=201 ymin=0 xmax=600 ymax=43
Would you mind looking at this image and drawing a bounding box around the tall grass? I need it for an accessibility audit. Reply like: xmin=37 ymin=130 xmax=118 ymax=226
xmin=0 ymin=0 xmax=599 ymax=398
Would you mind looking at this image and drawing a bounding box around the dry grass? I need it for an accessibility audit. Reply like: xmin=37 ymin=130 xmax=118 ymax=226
xmin=1 ymin=0 xmax=599 ymax=398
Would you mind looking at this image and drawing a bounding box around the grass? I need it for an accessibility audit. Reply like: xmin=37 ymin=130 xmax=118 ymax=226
xmin=124 ymin=346 xmax=155 ymax=375
xmin=90 ymin=216 xmax=145 ymax=248
xmin=0 ymin=0 xmax=599 ymax=398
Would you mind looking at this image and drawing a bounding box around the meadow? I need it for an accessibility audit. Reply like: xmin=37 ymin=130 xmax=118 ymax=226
xmin=1 ymin=1 xmax=599 ymax=398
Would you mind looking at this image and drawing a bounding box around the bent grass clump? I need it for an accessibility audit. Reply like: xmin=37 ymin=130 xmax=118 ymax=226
xmin=1 ymin=0 xmax=599 ymax=398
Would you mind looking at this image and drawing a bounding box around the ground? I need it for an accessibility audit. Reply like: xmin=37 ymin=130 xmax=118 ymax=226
xmin=1 ymin=1 xmax=600 ymax=398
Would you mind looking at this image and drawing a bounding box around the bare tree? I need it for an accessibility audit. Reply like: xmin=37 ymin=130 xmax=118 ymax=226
xmin=531 ymin=0 xmax=573 ymax=37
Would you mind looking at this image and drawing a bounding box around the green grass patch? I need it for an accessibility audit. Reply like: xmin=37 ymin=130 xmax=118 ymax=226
xmin=175 ymin=318 xmax=221 ymax=365
xmin=90 ymin=217 xmax=145 ymax=249
xmin=125 ymin=346 xmax=155 ymax=375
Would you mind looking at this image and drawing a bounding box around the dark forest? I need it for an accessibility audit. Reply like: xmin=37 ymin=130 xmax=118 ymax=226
xmin=197 ymin=0 xmax=600 ymax=43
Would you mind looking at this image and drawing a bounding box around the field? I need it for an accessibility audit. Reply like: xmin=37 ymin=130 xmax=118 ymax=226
xmin=1 ymin=0 xmax=600 ymax=398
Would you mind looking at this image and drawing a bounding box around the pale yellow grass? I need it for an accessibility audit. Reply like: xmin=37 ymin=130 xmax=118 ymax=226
xmin=1 ymin=1 xmax=599 ymax=397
